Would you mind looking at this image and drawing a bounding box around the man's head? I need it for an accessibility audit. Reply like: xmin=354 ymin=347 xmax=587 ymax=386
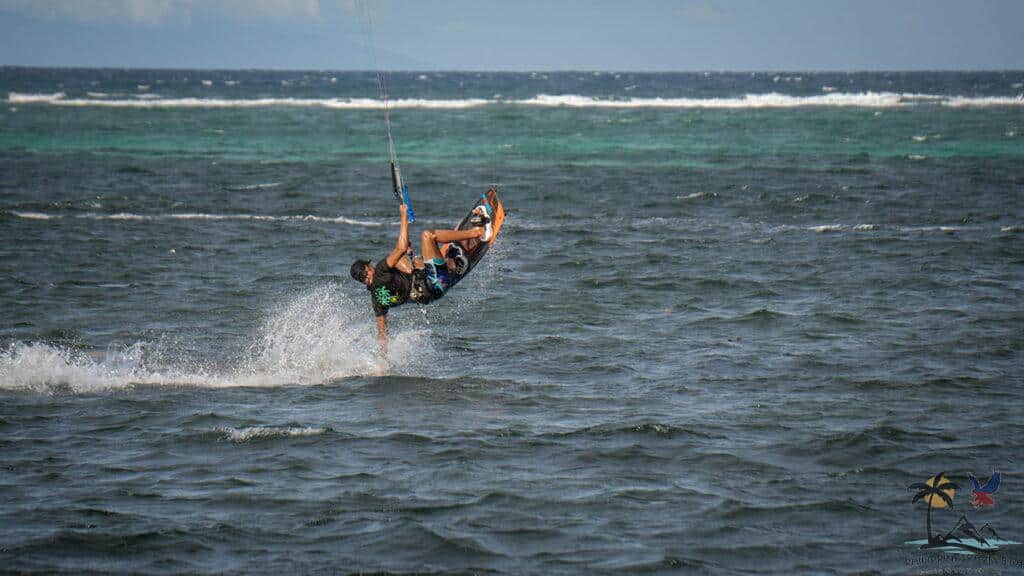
xmin=350 ymin=259 xmax=373 ymax=286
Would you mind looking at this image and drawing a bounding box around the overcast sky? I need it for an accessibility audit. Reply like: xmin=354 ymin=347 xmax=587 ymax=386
xmin=1 ymin=0 xmax=1022 ymax=70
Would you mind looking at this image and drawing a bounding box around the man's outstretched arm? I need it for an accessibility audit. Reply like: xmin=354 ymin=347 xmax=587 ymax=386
xmin=385 ymin=204 xmax=410 ymax=268
xmin=375 ymin=315 xmax=388 ymax=375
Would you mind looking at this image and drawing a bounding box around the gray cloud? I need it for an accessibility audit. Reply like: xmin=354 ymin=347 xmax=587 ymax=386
xmin=0 ymin=0 xmax=322 ymax=26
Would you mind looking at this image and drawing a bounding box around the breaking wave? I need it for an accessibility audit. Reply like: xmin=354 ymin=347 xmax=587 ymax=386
xmin=8 ymin=211 xmax=382 ymax=227
xmin=6 ymin=92 xmax=490 ymax=109
xmin=9 ymin=91 xmax=1024 ymax=109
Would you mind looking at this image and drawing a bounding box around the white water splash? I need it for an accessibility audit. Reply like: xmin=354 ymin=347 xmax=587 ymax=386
xmin=0 ymin=342 xmax=143 ymax=393
xmin=238 ymin=285 xmax=382 ymax=386
xmin=0 ymin=285 xmax=431 ymax=393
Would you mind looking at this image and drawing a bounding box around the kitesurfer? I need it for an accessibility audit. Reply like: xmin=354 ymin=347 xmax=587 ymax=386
xmin=350 ymin=201 xmax=492 ymax=372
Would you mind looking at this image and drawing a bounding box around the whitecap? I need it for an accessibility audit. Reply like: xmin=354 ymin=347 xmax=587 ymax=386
xmin=229 ymin=182 xmax=283 ymax=191
xmin=899 ymin=226 xmax=961 ymax=234
xmin=7 ymin=92 xmax=66 ymax=104
xmin=8 ymin=91 xmax=1023 ymax=110
xmin=107 ymin=212 xmax=151 ymax=221
xmin=10 ymin=211 xmax=57 ymax=220
xmin=808 ymin=224 xmax=845 ymax=233
xmin=215 ymin=426 xmax=326 ymax=442
xmin=944 ymin=95 xmax=1024 ymax=107
xmin=1 ymin=95 xmax=490 ymax=110
xmin=676 ymin=191 xmax=716 ymax=200
xmin=9 ymin=89 xmax=1024 ymax=110
xmin=517 ymin=92 xmax=910 ymax=109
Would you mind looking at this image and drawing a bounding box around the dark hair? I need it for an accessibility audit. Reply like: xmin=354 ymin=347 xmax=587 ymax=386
xmin=350 ymin=259 xmax=371 ymax=283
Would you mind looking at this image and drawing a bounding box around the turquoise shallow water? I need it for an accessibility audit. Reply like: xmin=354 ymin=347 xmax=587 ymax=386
xmin=1 ymin=69 xmax=1023 ymax=574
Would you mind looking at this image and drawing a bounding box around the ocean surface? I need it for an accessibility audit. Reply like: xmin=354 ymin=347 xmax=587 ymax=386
xmin=1 ymin=69 xmax=1022 ymax=575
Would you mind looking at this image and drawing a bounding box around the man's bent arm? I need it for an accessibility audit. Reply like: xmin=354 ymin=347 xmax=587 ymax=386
xmin=385 ymin=204 xmax=410 ymax=268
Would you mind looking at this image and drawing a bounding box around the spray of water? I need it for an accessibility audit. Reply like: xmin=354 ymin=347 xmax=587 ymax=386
xmin=0 ymin=224 xmax=513 ymax=395
xmin=0 ymin=284 xmax=432 ymax=393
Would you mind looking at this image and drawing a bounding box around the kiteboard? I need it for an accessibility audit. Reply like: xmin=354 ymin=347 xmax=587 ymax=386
xmin=440 ymin=187 xmax=505 ymax=288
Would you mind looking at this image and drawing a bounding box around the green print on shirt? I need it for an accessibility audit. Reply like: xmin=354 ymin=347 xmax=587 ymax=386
xmin=375 ymin=286 xmax=399 ymax=307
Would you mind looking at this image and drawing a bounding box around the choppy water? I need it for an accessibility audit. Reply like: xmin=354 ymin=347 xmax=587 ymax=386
xmin=2 ymin=69 xmax=1023 ymax=574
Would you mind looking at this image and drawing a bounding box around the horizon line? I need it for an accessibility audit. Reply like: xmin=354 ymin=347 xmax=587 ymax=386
xmin=3 ymin=64 xmax=1023 ymax=75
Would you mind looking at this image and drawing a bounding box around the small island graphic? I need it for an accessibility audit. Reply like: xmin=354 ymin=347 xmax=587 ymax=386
xmin=905 ymin=471 xmax=1018 ymax=555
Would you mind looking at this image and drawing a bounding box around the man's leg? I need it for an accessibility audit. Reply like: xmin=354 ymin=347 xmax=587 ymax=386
xmin=417 ymin=228 xmax=483 ymax=300
xmin=420 ymin=228 xmax=483 ymax=261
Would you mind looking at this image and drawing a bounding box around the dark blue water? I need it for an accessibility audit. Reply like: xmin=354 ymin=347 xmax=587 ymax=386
xmin=1 ymin=69 xmax=1023 ymax=574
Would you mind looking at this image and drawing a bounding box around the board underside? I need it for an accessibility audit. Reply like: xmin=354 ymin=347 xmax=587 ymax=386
xmin=441 ymin=188 xmax=504 ymax=287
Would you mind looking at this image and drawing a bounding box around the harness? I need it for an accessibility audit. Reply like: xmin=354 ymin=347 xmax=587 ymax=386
xmin=408 ymin=268 xmax=431 ymax=303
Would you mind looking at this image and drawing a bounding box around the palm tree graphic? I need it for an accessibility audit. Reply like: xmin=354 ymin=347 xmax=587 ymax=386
xmin=909 ymin=471 xmax=959 ymax=544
